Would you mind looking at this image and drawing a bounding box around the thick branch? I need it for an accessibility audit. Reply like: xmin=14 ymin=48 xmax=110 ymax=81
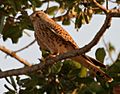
xmin=0 ymin=45 xmax=32 ymax=66
xmin=0 ymin=14 xmax=112 ymax=78
xmin=109 ymin=9 xmax=120 ymax=17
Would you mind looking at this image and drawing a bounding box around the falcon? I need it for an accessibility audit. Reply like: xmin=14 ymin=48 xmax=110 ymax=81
xmin=30 ymin=11 xmax=113 ymax=82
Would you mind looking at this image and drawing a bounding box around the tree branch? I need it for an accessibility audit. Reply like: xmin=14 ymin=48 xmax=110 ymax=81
xmin=109 ymin=9 xmax=120 ymax=17
xmin=52 ymin=0 xmax=120 ymax=22
xmin=52 ymin=0 xmax=107 ymax=22
xmin=92 ymin=0 xmax=109 ymax=14
xmin=14 ymin=39 xmax=36 ymax=53
xmin=92 ymin=0 xmax=120 ymax=17
xmin=0 ymin=13 xmax=112 ymax=78
xmin=0 ymin=45 xmax=32 ymax=67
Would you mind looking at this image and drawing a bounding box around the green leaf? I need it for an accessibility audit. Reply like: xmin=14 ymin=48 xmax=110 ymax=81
xmin=46 ymin=6 xmax=59 ymax=15
xmin=80 ymin=66 xmax=87 ymax=78
xmin=68 ymin=68 xmax=81 ymax=78
xmin=87 ymin=8 xmax=93 ymax=17
xmin=77 ymin=77 xmax=95 ymax=85
xmin=41 ymin=49 xmax=50 ymax=58
xmin=81 ymin=12 xmax=86 ymax=24
xmin=5 ymin=77 xmax=11 ymax=84
xmin=5 ymin=76 xmax=17 ymax=91
xmin=7 ymin=0 xmax=17 ymax=14
xmin=9 ymin=76 xmax=17 ymax=90
xmin=89 ymin=82 xmax=104 ymax=93
xmin=62 ymin=60 xmax=82 ymax=79
xmin=20 ymin=78 xmax=35 ymax=88
xmin=62 ymin=17 xmax=70 ymax=25
xmin=0 ymin=15 xmax=5 ymax=33
xmin=108 ymin=42 xmax=115 ymax=53
xmin=95 ymin=48 xmax=106 ymax=63
xmin=4 ymin=84 xmax=15 ymax=93
xmin=60 ymin=60 xmax=81 ymax=77
xmin=83 ymin=12 xmax=89 ymax=24
xmin=16 ymin=76 xmax=21 ymax=86
xmin=108 ymin=53 xmax=120 ymax=74
xmin=2 ymin=22 xmax=23 ymax=43
xmin=75 ymin=13 xmax=82 ymax=29
xmin=51 ymin=61 xmax=63 ymax=74
xmin=64 ymin=60 xmax=81 ymax=69
xmin=29 ymin=0 xmax=42 ymax=7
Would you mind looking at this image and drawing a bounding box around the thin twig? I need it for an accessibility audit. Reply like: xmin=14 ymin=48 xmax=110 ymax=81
xmin=46 ymin=0 xmax=50 ymax=11
xmin=102 ymin=39 xmax=114 ymax=63
xmin=0 ymin=45 xmax=32 ymax=66
xmin=14 ymin=39 xmax=36 ymax=53
xmin=92 ymin=0 xmax=109 ymax=14
xmin=0 ymin=13 xmax=112 ymax=78
xmin=23 ymin=31 xmax=31 ymax=37
xmin=106 ymin=0 xmax=108 ymax=10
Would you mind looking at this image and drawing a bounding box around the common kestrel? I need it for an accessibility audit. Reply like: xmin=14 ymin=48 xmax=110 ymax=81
xmin=30 ymin=11 xmax=113 ymax=82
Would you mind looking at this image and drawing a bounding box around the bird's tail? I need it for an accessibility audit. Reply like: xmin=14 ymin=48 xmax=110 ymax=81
xmin=72 ymin=55 xmax=113 ymax=82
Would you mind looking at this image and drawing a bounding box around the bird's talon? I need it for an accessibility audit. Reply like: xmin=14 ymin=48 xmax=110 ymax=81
xmin=45 ymin=54 xmax=57 ymax=60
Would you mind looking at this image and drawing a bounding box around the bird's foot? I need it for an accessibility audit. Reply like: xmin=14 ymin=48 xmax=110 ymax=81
xmin=45 ymin=54 xmax=57 ymax=60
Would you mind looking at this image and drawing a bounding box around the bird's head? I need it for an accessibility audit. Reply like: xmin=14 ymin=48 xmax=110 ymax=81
xmin=30 ymin=10 xmax=48 ymax=22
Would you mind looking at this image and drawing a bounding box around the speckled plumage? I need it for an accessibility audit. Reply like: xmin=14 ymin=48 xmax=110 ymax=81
xmin=30 ymin=11 xmax=113 ymax=82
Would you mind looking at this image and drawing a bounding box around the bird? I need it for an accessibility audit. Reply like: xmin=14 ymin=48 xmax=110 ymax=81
xmin=30 ymin=10 xmax=113 ymax=82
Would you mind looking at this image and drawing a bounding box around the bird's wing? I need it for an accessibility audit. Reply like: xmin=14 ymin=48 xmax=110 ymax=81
xmin=45 ymin=18 xmax=107 ymax=68
xmin=46 ymin=20 xmax=79 ymax=49
xmin=35 ymin=10 xmax=79 ymax=49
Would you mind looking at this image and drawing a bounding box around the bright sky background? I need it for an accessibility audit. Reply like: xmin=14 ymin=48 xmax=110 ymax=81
xmin=0 ymin=2 xmax=120 ymax=93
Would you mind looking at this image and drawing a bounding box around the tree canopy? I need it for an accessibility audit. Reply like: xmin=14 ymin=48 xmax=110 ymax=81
xmin=0 ymin=0 xmax=120 ymax=94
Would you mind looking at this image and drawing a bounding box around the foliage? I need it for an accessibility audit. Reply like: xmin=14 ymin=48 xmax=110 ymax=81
xmin=0 ymin=0 xmax=116 ymax=43
xmin=3 ymin=45 xmax=120 ymax=94
xmin=0 ymin=0 xmax=120 ymax=94
xmin=4 ymin=50 xmax=120 ymax=94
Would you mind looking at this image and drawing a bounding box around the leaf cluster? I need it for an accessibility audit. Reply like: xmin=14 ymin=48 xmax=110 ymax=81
xmin=4 ymin=46 xmax=120 ymax=94
xmin=1 ymin=0 xmax=119 ymax=43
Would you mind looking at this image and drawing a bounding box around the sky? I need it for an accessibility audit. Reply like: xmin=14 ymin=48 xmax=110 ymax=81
xmin=0 ymin=2 xmax=120 ymax=94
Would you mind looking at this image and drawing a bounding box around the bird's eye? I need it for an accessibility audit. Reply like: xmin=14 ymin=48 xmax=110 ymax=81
xmin=36 ymin=14 xmax=39 ymax=17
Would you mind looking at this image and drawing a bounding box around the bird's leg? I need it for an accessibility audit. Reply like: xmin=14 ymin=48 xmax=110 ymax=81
xmin=45 ymin=52 xmax=59 ymax=60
